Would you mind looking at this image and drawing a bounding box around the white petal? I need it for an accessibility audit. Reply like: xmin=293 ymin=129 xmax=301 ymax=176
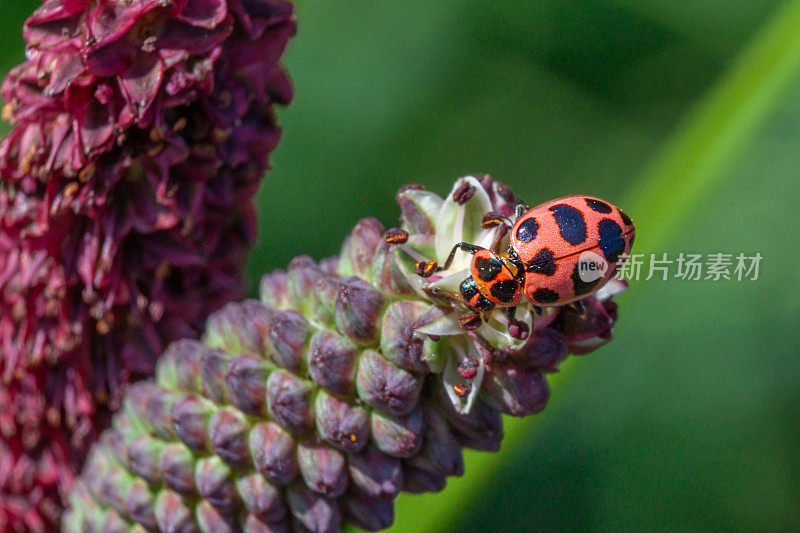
xmin=435 ymin=176 xmax=493 ymax=266
xmin=442 ymin=339 xmax=485 ymax=414
xmin=594 ymin=277 xmax=628 ymax=301
xmin=413 ymin=306 xmax=464 ymax=336
xmin=423 ymin=267 xmax=469 ymax=295
xmin=478 ymin=313 xmax=529 ymax=352
xmin=399 ymin=188 xmax=443 ymax=235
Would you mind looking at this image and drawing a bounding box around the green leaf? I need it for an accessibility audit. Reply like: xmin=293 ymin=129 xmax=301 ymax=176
xmin=385 ymin=1 xmax=800 ymax=531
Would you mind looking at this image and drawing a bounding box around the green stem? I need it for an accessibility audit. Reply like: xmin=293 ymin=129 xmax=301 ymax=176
xmin=386 ymin=1 xmax=800 ymax=531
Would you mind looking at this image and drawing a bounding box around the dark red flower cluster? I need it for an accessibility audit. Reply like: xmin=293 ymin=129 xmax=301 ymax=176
xmin=0 ymin=1 xmax=295 ymax=529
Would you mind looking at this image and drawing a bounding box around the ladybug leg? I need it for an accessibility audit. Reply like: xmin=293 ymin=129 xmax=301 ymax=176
xmin=457 ymin=310 xmax=482 ymax=330
xmin=532 ymin=305 xmax=543 ymax=315
xmin=513 ymin=203 xmax=528 ymax=221
xmin=481 ymin=211 xmax=513 ymax=229
xmin=507 ymin=247 xmax=526 ymax=283
xmin=416 ymin=242 xmax=483 ymax=277
xmin=505 ymin=306 xmax=529 ymax=340
xmin=568 ymin=300 xmax=586 ymax=314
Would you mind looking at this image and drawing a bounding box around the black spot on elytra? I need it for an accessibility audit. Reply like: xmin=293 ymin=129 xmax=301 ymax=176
xmin=515 ymin=217 xmax=539 ymax=243
xmin=619 ymin=209 xmax=633 ymax=226
xmin=490 ymin=279 xmax=518 ymax=303
xmin=473 ymin=295 xmax=495 ymax=311
xmin=549 ymin=204 xmax=587 ymax=245
xmin=460 ymin=276 xmax=479 ymax=300
xmin=461 ymin=277 xmax=495 ymax=311
xmin=598 ymin=218 xmax=625 ymax=263
xmin=531 ymin=288 xmax=559 ymax=304
xmin=475 ymin=256 xmax=503 ymax=281
xmin=525 ymin=248 xmax=557 ymax=276
xmin=571 ymin=261 xmax=600 ymax=296
xmin=585 ymin=198 xmax=612 ymax=213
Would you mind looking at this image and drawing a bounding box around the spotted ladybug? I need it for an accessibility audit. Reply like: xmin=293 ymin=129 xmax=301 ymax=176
xmin=415 ymin=195 xmax=634 ymax=335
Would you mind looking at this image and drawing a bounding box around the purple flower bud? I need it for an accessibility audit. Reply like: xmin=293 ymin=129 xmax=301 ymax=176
xmin=381 ymin=301 xmax=432 ymax=372
xmin=401 ymin=463 xmax=447 ymax=494
xmin=154 ymin=490 xmax=198 ymax=533
xmin=81 ymin=448 xmax=114 ymax=500
xmin=320 ymin=257 xmax=340 ymax=275
xmin=287 ymin=256 xmax=325 ymax=313
xmin=286 ymin=483 xmax=341 ymax=533
xmin=205 ymin=302 xmax=254 ymax=356
xmin=100 ymin=466 xmax=134 ymax=516
xmin=201 ymin=349 xmax=233 ymax=404
xmin=124 ymin=384 xmax=161 ymax=434
xmin=297 ymin=439 xmax=348 ymax=498
xmin=147 ymin=390 xmax=179 ymax=441
xmin=103 ymin=429 xmax=132 ymax=473
xmin=335 ymin=277 xmax=385 ymax=345
xmin=236 ymin=472 xmax=287 ymax=524
xmin=517 ymin=327 xmax=568 ymax=371
xmin=160 ymin=443 xmax=197 ymax=497
xmin=209 ymin=407 xmax=251 ymax=469
xmin=307 ymin=330 xmax=359 ymax=395
xmin=266 ymin=370 xmax=315 ymax=435
xmin=267 ymin=310 xmax=310 ymax=373
xmin=314 ymin=391 xmax=369 ymax=453
xmin=339 ymin=218 xmax=385 ymax=278
xmin=484 ymin=365 xmax=550 ymax=417
xmin=243 ymin=515 xmax=291 ymax=533
xmin=368 ymin=242 xmax=417 ymax=298
xmin=195 ymin=456 xmax=239 ymax=515
xmin=560 ymin=297 xmax=617 ymax=354
xmin=171 ymin=394 xmax=213 ymax=453
xmin=356 ymin=349 xmax=423 ymax=416
xmin=370 ymin=410 xmax=423 ymax=458
xmin=128 ymin=435 xmax=165 ymax=485
xmin=205 ymin=300 xmax=275 ymax=358
xmin=126 ymin=479 xmax=158 ymax=530
xmin=100 ymin=509 xmax=129 ymax=533
xmin=408 ymin=409 xmax=464 ymax=477
xmin=347 ymin=445 xmax=402 ymax=499
xmin=155 ymin=490 xmax=198 ymax=533
xmin=226 ymin=354 xmax=270 ymax=416
xmin=431 ymin=387 xmax=503 ymax=451
xmin=260 ymin=270 xmax=290 ymax=310
xmin=249 ymin=422 xmax=298 ymax=485
xmin=310 ymin=276 xmax=341 ymax=327
xmin=196 ymin=500 xmax=237 ymax=533
xmin=342 ymin=488 xmax=395 ymax=532
xmin=396 ymin=186 xmax=440 ymax=235
xmin=157 ymin=339 xmax=206 ymax=392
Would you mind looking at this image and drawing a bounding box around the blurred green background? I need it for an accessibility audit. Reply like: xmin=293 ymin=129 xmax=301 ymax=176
xmin=2 ymin=1 xmax=799 ymax=531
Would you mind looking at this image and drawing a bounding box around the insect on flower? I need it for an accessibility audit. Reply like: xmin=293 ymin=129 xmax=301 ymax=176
xmin=390 ymin=194 xmax=635 ymax=339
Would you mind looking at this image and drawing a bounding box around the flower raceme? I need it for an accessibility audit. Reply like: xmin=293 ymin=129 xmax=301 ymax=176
xmin=65 ymin=176 xmax=627 ymax=532
xmin=0 ymin=1 xmax=296 ymax=530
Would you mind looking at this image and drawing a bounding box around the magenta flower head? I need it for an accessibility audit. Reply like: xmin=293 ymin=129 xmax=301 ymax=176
xmin=65 ymin=176 xmax=629 ymax=532
xmin=0 ymin=1 xmax=295 ymax=529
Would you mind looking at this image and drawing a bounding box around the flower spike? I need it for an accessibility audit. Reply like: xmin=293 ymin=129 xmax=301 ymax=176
xmin=66 ymin=176 xmax=628 ymax=532
xmin=0 ymin=0 xmax=296 ymax=527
